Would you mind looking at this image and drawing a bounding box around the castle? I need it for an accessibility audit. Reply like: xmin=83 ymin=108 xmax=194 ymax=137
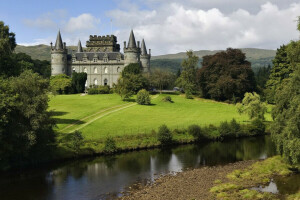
xmin=50 ymin=30 xmax=151 ymax=87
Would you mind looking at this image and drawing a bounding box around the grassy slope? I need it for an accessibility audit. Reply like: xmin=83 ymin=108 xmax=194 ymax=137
xmin=49 ymin=94 xmax=272 ymax=141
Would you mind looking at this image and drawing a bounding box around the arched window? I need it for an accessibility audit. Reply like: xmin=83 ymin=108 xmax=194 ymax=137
xmin=94 ymin=79 xmax=98 ymax=85
xmin=72 ymin=67 xmax=75 ymax=72
xmin=83 ymin=67 xmax=87 ymax=73
xmin=85 ymin=80 xmax=87 ymax=87
xmin=104 ymin=67 xmax=108 ymax=74
xmin=117 ymin=67 xmax=121 ymax=72
xmin=104 ymin=79 xmax=108 ymax=86
xmin=94 ymin=67 xmax=98 ymax=73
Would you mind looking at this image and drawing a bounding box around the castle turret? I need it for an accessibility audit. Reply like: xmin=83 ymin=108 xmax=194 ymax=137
xmin=124 ymin=30 xmax=140 ymax=66
xmin=140 ymin=39 xmax=151 ymax=73
xmin=51 ymin=30 xmax=67 ymax=75
xmin=77 ymin=40 xmax=83 ymax=52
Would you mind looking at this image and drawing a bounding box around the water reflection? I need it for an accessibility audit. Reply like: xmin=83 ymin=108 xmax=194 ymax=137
xmin=0 ymin=135 xmax=277 ymax=200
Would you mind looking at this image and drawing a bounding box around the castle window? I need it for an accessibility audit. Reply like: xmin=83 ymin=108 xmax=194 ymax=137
xmin=94 ymin=79 xmax=98 ymax=85
xmin=104 ymin=58 xmax=108 ymax=63
xmin=72 ymin=67 xmax=75 ymax=72
xmin=72 ymin=58 xmax=76 ymax=62
xmin=93 ymin=58 xmax=97 ymax=62
xmin=104 ymin=79 xmax=108 ymax=86
xmin=94 ymin=67 xmax=98 ymax=73
xmin=104 ymin=67 xmax=108 ymax=74
xmin=83 ymin=67 xmax=87 ymax=73
xmin=117 ymin=67 xmax=120 ymax=72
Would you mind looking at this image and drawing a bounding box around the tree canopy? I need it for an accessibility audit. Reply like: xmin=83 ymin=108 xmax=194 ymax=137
xmin=197 ymin=48 xmax=256 ymax=102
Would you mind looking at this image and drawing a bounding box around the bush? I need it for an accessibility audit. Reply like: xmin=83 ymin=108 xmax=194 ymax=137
xmin=162 ymin=95 xmax=173 ymax=103
xmin=88 ymin=85 xmax=110 ymax=95
xmin=104 ymin=137 xmax=117 ymax=153
xmin=157 ymin=124 xmax=173 ymax=145
xmin=230 ymin=119 xmax=241 ymax=136
xmin=202 ymin=124 xmax=221 ymax=140
xmin=50 ymin=74 xmax=72 ymax=94
xmin=188 ymin=124 xmax=202 ymax=140
xmin=136 ymin=89 xmax=151 ymax=105
xmin=68 ymin=131 xmax=84 ymax=155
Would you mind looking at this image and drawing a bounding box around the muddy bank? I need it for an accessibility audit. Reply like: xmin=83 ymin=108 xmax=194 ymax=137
xmin=120 ymin=160 xmax=256 ymax=200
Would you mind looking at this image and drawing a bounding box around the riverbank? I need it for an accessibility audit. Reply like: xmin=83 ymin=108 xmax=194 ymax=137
xmin=120 ymin=160 xmax=256 ymax=200
xmin=120 ymin=156 xmax=300 ymax=200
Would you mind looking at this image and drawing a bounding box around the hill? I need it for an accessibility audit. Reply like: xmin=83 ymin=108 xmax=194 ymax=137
xmin=15 ymin=45 xmax=276 ymax=73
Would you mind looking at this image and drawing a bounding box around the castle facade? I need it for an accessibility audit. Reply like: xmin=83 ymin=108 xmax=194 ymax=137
xmin=50 ymin=30 xmax=151 ymax=87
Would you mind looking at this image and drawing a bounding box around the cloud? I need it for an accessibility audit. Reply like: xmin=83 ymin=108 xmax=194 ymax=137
xmin=63 ymin=13 xmax=101 ymax=33
xmin=108 ymin=1 xmax=300 ymax=55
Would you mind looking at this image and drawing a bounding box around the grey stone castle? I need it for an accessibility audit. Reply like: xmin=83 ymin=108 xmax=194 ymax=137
xmin=50 ymin=30 xmax=151 ymax=87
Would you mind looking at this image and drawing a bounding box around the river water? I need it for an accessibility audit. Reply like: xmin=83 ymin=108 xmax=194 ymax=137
xmin=0 ymin=135 xmax=277 ymax=200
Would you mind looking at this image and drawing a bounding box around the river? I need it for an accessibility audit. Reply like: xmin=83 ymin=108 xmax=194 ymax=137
xmin=0 ymin=135 xmax=277 ymax=200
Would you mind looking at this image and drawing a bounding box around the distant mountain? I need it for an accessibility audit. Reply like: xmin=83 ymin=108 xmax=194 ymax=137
xmin=15 ymin=45 xmax=276 ymax=73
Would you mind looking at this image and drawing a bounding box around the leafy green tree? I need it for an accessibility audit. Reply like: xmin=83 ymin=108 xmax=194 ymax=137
xmin=0 ymin=70 xmax=55 ymax=169
xmin=271 ymin=67 xmax=300 ymax=164
xmin=157 ymin=124 xmax=173 ymax=145
xmin=114 ymin=63 xmax=149 ymax=100
xmin=71 ymin=72 xmax=87 ymax=93
xmin=197 ymin=48 xmax=256 ymax=102
xmin=176 ymin=51 xmax=199 ymax=98
xmin=150 ymin=69 xmax=176 ymax=93
xmin=68 ymin=131 xmax=84 ymax=155
xmin=50 ymin=74 xmax=72 ymax=94
xmin=236 ymin=92 xmax=267 ymax=120
xmin=136 ymin=89 xmax=151 ymax=105
xmin=0 ymin=21 xmax=16 ymax=56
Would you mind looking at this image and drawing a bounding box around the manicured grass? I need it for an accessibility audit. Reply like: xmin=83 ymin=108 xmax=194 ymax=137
xmin=49 ymin=93 xmax=271 ymax=140
xmin=48 ymin=94 xmax=128 ymax=130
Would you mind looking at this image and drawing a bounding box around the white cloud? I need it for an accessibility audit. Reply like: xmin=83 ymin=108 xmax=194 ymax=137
xmin=63 ymin=13 xmax=100 ymax=33
xmin=108 ymin=1 xmax=300 ymax=55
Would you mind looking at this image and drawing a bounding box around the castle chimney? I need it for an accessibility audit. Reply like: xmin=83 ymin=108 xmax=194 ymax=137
xmin=63 ymin=42 xmax=66 ymax=49
xmin=149 ymin=49 xmax=151 ymax=55
xmin=137 ymin=41 xmax=140 ymax=48
xmin=124 ymin=41 xmax=126 ymax=49
xmin=50 ymin=42 xmax=53 ymax=50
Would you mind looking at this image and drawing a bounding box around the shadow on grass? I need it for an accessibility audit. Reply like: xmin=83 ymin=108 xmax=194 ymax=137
xmin=50 ymin=111 xmax=69 ymax=116
xmin=123 ymin=99 xmax=136 ymax=102
xmin=53 ymin=118 xmax=84 ymax=125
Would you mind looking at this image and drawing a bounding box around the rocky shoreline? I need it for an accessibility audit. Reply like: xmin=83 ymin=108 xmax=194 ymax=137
xmin=120 ymin=160 xmax=257 ymax=200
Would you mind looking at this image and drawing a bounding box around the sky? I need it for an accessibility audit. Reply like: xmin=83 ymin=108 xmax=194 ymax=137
xmin=1 ymin=0 xmax=300 ymax=55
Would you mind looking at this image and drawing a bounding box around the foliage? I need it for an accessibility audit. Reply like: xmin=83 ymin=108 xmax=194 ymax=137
xmin=197 ymin=48 xmax=256 ymax=102
xmin=157 ymin=124 xmax=173 ymax=145
xmin=136 ymin=89 xmax=151 ymax=105
xmin=104 ymin=137 xmax=117 ymax=153
xmin=68 ymin=131 xmax=84 ymax=155
xmin=71 ymin=72 xmax=87 ymax=93
xmin=0 ymin=21 xmax=16 ymax=56
xmin=188 ymin=124 xmax=203 ymax=140
xmin=236 ymin=92 xmax=267 ymax=120
xmin=176 ymin=51 xmax=199 ymax=98
xmin=88 ymin=85 xmax=110 ymax=94
xmin=162 ymin=95 xmax=173 ymax=103
xmin=0 ymin=70 xmax=55 ymax=170
xmin=149 ymin=69 xmax=176 ymax=93
xmin=271 ymin=67 xmax=300 ymax=164
xmin=50 ymin=74 xmax=72 ymax=94
xmin=210 ymin=156 xmax=292 ymax=200
xmin=254 ymin=65 xmax=271 ymax=95
xmin=265 ymin=45 xmax=294 ymax=103
xmin=114 ymin=63 xmax=149 ymax=100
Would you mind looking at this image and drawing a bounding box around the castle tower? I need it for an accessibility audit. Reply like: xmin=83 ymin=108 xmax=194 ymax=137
xmin=140 ymin=39 xmax=151 ymax=73
xmin=51 ymin=30 xmax=67 ymax=75
xmin=124 ymin=30 xmax=140 ymax=66
xmin=77 ymin=40 xmax=83 ymax=52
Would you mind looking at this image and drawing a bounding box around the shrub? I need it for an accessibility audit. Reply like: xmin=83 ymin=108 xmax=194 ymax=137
xmin=162 ymin=95 xmax=173 ymax=103
xmin=188 ymin=124 xmax=202 ymax=140
xmin=136 ymin=89 xmax=151 ymax=105
xmin=157 ymin=124 xmax=173 ymax=145
xmin=230 ymin=119 xmax=241 ymax=136
xmin=202 ymin=124 xmax=221 ymax=140
xmin=50 ymin=74 xmax=72 ymax=94
xmin=68 ymin=131 xmax=84 ymax=155
xmin=104 ymin=137 xmax=117 ymax=153
xmin=87 ymin=85 xmax=110 ymax=94
xmin=219 ymin=121 xmax=232 ymax=137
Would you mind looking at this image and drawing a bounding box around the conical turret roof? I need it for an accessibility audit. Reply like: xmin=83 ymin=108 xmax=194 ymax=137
xmin=127 ymin=30 xmax=137 ymax=48
xmin=141 ymin=39 xmax=147 ymax=55
xmin=77 ymin=40 xmax=83 ymax=52
xmin=55 ymin=30 xmax=64 ymax=50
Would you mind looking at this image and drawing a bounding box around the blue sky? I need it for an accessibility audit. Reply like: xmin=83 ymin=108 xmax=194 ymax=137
xmin=1 ymin=0 xmax=300 ymax=55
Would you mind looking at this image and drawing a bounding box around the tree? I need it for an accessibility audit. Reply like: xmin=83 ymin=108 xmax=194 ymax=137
xmin=71 ymin=72 xmax=87 ymax=93
xmin=114 ymin=63 xmax=149 ymax=100
xmin=150 ymin=69 xmax=175 ymax=93
xmin=236 ymin=92 xmax=267 ymax=120
xmin=136 ymin=89 xmax=151 ymax=105
xmin=50 ymin=74 xmax=72 ymax=94
xmin=271 ymin=67 xmax=300 ymax=164
xmin=157 ymin=124 xmax=172 ymax=145
xmin=176 ymin=51 xmax=199 ymax=98
xmin=197 ymin=48 xmax=256 ymax=102
xmin=0 ymin=21 xmax=16 ymax=56
xmin=0 ymin=70 xmax=55 ymax=169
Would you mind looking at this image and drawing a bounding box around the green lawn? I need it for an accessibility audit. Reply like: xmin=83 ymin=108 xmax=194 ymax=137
xmin=49 ymin=93 xmax=272 ymax=141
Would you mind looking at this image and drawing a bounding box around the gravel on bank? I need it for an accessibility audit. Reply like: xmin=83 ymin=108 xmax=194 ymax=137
xmin=120 ymin=160 xmax=257 ymax=200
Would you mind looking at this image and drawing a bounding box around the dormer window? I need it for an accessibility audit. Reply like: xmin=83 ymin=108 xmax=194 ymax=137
xmin=72 ymin=59 xmax=76 ymax=62
xmin=93 ymin=58 xmax=97 ymax=62
xmin=104 ymin=58 xmax=108 ymax=63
